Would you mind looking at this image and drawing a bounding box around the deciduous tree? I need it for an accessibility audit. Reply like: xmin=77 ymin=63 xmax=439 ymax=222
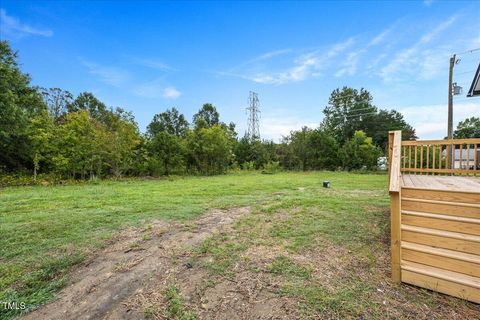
xmin=0 ymin=40 xmax=47 ymax=171
xmin=193 ymin=103 xmax=219 ymax=129
xmin=147 ymin=107 xmax=189 ymax=138
xmin=453 ymin=117 xmax=480 ymax=139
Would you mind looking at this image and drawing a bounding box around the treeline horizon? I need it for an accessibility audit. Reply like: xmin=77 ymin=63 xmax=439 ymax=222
xmin=2 ymin=40 xmax=479 ymax=183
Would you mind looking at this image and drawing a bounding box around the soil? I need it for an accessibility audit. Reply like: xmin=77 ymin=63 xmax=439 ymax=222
xmin=21 ymin=205 xmax=480 ymax=320
xmin=22 ymin=207 xmax=255 ymax=320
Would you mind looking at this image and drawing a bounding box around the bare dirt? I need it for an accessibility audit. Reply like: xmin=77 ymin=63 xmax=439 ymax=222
xmin=22 ymin=207 xmax=252 ymax=320
xmin=21 ymin=205 xmax=480 ymax=320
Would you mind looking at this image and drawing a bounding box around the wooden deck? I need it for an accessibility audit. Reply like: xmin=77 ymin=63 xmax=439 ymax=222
xmin=388 ymin=131 xmax=480 ymax=304
xmin=402 ymin=174 xmax=480 ymax=193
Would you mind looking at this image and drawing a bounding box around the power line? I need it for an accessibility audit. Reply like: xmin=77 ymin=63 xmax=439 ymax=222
xmin=455 ymin=47 xmax=480 ymax=56
xmin=452 ymin=96 xmax=480 ymax=102
xmin=455 ymin=70 xmax=476 ymax=76
xmin=324 ymin=105 xmax=378 ymax=114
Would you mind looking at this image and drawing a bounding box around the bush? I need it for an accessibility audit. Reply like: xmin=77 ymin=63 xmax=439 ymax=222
xmin=241 ymin=161 xmax=256 ymax=171
xmin=262 ymin=161 xmax=280 ymax=174
xmin=0 ymin=172 xmax=65 ymax=187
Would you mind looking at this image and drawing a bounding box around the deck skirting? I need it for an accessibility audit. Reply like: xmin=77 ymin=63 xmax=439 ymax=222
xmin=389 ymin=131 xmax=480 ymax=304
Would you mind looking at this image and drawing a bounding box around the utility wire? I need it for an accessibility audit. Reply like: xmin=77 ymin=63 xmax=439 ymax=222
xmin=327 ymin=112 xmax=383 ymax=120
xmin=455 ymin=48 xmax=480 ymax=56
xmin=455 ymin=70 xmax=476 ymax=76
xmin=452 ymin=97 xmax=480 ymax=102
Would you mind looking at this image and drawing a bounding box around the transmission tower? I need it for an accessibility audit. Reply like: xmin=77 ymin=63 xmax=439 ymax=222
xmin=246 ymin=91 xmax=261 ymax=140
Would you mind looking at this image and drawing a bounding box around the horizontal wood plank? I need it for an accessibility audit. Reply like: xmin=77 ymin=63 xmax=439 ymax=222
xmin=401 ymin=138 xmax=480 ymax=146
xmin=402 ymin=199 xmax=480 ymax=219
xmin=402 ymin=210 xmax=480 ymax=223
xmin=396 ymin=136 xmax=480 ymax=304
xmin=402 ymin=241 xmax=480 ymax=263
xmin=402 ymin=260 xmax=480 ymax=288
xmin=402 ymin=225 xmax=480 ymax=255
xmin=402 ymin=212 xmax=480 ymax=236
xmin=402 ymin=188 xmax=480 ymax=204
xmin=402 ymin=270 xmax=480 ymax=303
xmin=402 ymin=248 xmax=480 ymax=277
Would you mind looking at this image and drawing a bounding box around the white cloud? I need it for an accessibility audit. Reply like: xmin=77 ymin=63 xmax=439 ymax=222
xmin=380 ymin=16 xmax=457 ymax=82
xmin=0 ymin=8 xmax=53 ymax=37
xmin=256 ymin=49 xmax=292 ymax=61
xmin=134 ymin=79 xmax=181 ymax=99
xmin=229 ymin=48 xmax=292 ymax=71
xmin=424 ymin=0 xmax=435 ymax=7
xmin=417 ymin=48 xmax=450 ymax=80
xmin=368 ymin=27 xmax=392 ymax=47
xmin=419 ymin=16 xmax=456 ymax=45
xmin=335 ymin=28 xmax=390 ymax=78
xmin=132 ymin=58 xmax=173 ymax=71
xmin=81 ymin=60 xmax=129 ymax=87
xmin=398 ymin=101 xmax=480 ymax=139
xmin=326 ymin=38 xmax=355 ymax=58
xmin=261 ymin=116 xmax=318 ymax=141
xmin=335 ymin=51 xmax=361 ymax=77
xmin=163 ymin=87 xmax=181 ymax=99
xmin=241 ymin=38 xmax=355 ymax=85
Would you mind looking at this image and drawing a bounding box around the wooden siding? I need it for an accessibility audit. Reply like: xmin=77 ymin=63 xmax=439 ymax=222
xmin=389 ymin=131 xmax=480 ymax=304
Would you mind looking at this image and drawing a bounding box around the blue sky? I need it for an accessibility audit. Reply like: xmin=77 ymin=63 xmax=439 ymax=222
xmin=1 ymin=0 xmax=479 ymax=140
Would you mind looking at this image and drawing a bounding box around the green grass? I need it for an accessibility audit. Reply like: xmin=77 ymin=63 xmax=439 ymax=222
xmin=163 ymin=285 xmax=196 ymax=320
xmin=268 ymin=256 xmax=312 ymax=279
xmin=185 ymin=172 xmax=391 ymax=318
xmin=195 ymin=233 xmax=247 ymax=275
xmin=0 ymin=171 xmax=388 ymax=318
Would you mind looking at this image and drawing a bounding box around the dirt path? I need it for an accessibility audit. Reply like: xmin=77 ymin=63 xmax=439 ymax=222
xmin=23 ymin=207 xmax=250 ymax=320
xmin=20 ymin=203 xmax=480 ymax=320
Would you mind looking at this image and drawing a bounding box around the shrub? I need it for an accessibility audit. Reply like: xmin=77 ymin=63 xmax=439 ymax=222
xmin=262 ymin=161 xmax=280 ymax=174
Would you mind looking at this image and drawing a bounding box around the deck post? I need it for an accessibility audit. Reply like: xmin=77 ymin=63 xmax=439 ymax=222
xmin=388 ymin=132 xmax=393 ymax=182
xmin=390 ymin=191 xmax=401 ymax=283
xmin=388 ymin=131 xmax=402 ymax=284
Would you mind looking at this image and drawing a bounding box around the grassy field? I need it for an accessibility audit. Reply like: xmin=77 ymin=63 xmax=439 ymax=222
xmin=1 ymin=172 xmax=478 ymax=319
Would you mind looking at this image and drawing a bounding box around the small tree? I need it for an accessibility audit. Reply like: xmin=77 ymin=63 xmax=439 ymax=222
xmin=340 ymin=130 xmax=381 ymax=170
xmin=40 ymin=87 xmax=73 ymax=123
xmin=67 ymin=92 xmax=109 ymax=124
xmin=147 ymin=107 xmax=189 ymax=138
xmin=234 ymin=136 xmax=274 ymax=169
xmin=148 ymin=132 xmax=185 ymax=175
xmin=26 ymin=110 xmax=55 ymax=180
xmin=53 ymin=110 xmax=99 ymax=178
xmin=193 ymin=103 xmax=219 ymax=129
xmin=322 ymin=87 xmax=377 ymax=144
xmin=103 ymin=115 xmax=141 ymax=177
xmin=0 ymin=40 xmax=47 ymax=171
xmin=454 ymin=117 xmax=480 ymax=139
xmin=307 ymin=128 xmax=339 ymax=170
xmin=187 ymin=124 xmax=233 ymax=175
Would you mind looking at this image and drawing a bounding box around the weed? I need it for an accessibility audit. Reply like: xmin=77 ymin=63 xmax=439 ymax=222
xmin=164 ymin=285 xmax=196 ymax=320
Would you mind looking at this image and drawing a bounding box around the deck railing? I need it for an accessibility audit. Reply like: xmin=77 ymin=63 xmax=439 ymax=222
xmin=400 ymin=138 xmax=480 ymax=176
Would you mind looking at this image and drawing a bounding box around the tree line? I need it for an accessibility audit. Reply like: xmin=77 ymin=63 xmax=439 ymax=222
xmin=2 ymin=41 xmax=479 ymax=181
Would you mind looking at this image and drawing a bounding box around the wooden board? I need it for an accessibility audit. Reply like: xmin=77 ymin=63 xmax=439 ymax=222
xmin=401 ymin=175 xmax=480 ymax=192
xmin=393 ymin=139 xmax=480 ymax=304
xmin=402 ymin=212 xmax=480 ymax=236
xmin=401 ymin=245 xmax=480 ymax=277
xmin=402 ymin=199 xmax=480 ymax=219
xmin=401 ymin=226 xmax=480 ymax=255
xmin=390 ymin=192 xmax=401 ymax=283
xmin=402 ymin=188 xmax=480 ymax=204
xmin=402 ymin=270 xmax=480 ymax=303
